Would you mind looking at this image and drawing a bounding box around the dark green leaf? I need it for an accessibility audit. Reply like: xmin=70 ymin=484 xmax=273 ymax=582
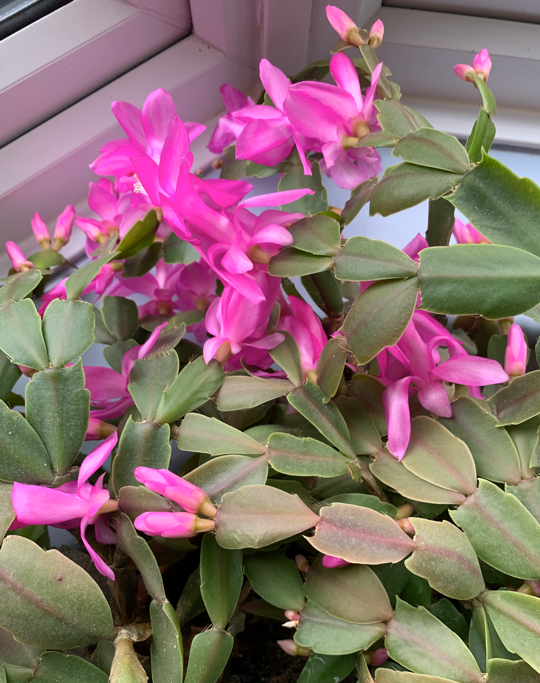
xmin=0 ymin=350 xmax=21 ymax=401
xmin=288 ymin=215 xmax=341 ymax=256
xmin=466 ymin=109 xmax=496 ymax=163
xmin=393 ymin=128 xmax=470 ymax=174
xmin=334 ymin=396 xmax=382 ymax=456
xmin=200 ymin=534 xmax=243 ymax=629
xmin=33 ymin=652 xmax=108 ymax=682
xmin=297 ymin=652 xmax=355 ymax=683
xmin=288 ymin=382 xmax=354 ymax=457
xmin=418 ymin=244 xmax=540 ymax=318
xmin=128 ymin=352 xmax=179 ymax=422
xmin=244 ymin=549 xmax=304 ymax=612
xmin=447 ymin=153 xmax=540 ymax=257
xmin=342 ymin=278 xmax=419 ymax=365
xmin=183 ymin=629 xmax=233 ymax=683
xmin=26 ymin=361 xmax=90 ymax=475
xmin=316 ymin=337 xmax=347 ymax=403
xmin=430 ymin=598 xmax=468 ymax=641
xmin=103 ymin=339 xmax=137 ymax=374
xmin=450 ymin=479 xmax=540 ymax=580
xmin=177 ymin=414 xmax=266 ymax=456
xmin=278 ymin=160 xmax=328 ymax=214
xmin=267 ymin=432 xmax=349 ymax=477
xmin=0 ymin=270 xmax=42 ymax=306
xmin=154 ymin=357 xmax=224 ymax=425
xmin=64 ymin=250 xmax=117 ymax=299
xmin=150 ymin=600 xmax=183 ymax=683
xmin=304 ymin=559 xmax=392 ymax=624
xmin=42 ymin=299 xmax=94 ymax=367
xmin=348 ymin=373 xmax=387 ymax=435
xmin=92 ymin=306 xmax=116 ymax=345
xmin=335 ymin=236 xmax=418 ymax=282
xmin=176 ymin=569 xmax=205 ymax=626
xmin=307 ymin=503 xmax=415 ymax=564
xmin=322 ymin=493 xmax=396 ymax=517
xmin=0 ymin=400 xmax=53 ymax=484
xmin=215 ymin=485 xmax=320 ymax=550
xmin=340 ymin=177 xmax=378 ymax=227
xmin=488 ymin=371 xmax=540 ymax=426
xmin=386 ymin=598 xmax=484 ymax=683
xmin=269 ymin=331 xmax=303 ymax=386
xmin=101 ymin=296 xmax=139 ymax=341
xmin=0 ymin=536 xmax=113 ymax=649
xmin=144 ymin=315 xmax=187 ymax=355
xmin=0 ymin=299 xmax=49 ymax=370
xmin=163 ymin=232 xmax=199 ymax=265
xmin=116 ymin=210 xmax=158 ymax=259
xmin=426 ymin=197 xmax=455 ymax=247
xmin=123 ymin=241 xmax=163 ymax=278
xmin=0 ymin=483 xmax=15 ymax=544
xmin=268 ymin=247 xmax=334 ymax=278
xmin=306 ymin=270 xmax=344 ymax=314
xmin=295 ymin=602 xmax=385 ymax=655
xmin=112 ymin=418 xmax=170 ymax=494
xmin=375 ymin=100 xmax=432 ymax=137
xmin=216 ymin=376 xmax=292 ymax=411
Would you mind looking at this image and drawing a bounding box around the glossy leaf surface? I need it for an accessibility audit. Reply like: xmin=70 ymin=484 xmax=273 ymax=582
xmin=200 ymin=534 xmax=243 ymax=629
xmin=244 ymin=549 xmax=305 ymax=612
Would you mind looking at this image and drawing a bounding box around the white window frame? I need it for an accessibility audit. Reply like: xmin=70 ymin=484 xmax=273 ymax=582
xmin=1 ymin=0 xmax=539 ymax=272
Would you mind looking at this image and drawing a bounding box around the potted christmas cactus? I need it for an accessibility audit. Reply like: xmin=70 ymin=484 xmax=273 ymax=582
xmin=1 ymin=4 xmax=540 ymax=682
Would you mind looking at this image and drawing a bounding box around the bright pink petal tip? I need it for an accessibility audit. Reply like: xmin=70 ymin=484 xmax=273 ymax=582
xmin=321 ymin=554 xmax=350 ymax=568
xmin=505 ymin=324 xmax=527 ymax=377
xmin=6 ymin=242 xmax=33 ymax=272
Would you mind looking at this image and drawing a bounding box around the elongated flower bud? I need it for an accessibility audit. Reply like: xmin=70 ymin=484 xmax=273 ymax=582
xmin=53 ymin=205 xmax=75 ymax=249
xmin=134 ymin=511 xmax=215 ymax=538
xmin=368 ymin=19 xmax=384 ymax=48
xmin=134 ymin=467 xmax=217 ymax=518
xmin=321 ymin=554 xmax=350 ymax=568
xmin=454 ymin=48 xmax=492 ymax=83
xmin=277 ymin=640 xmax=310 ymax=657
xmin=6 ymin=242 xmax=33 ymax=272
xmin=505 ymin=324 xmax=527 ymax=378
xmin=295 ymin=554 xmax=310 ymax=574
xmin=31 ymin=213 xmax=51 ymax=249
xmin=326 ymin=5 xmax=364 ymax=47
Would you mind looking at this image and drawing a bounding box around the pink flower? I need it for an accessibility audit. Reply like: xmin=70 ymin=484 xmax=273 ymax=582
xmin=453 ymin=218 xmax=490 ymax=244
xmin=369 ymin=19 xmax=384 ymax=48
xmin=322 ymin=554 xmax=350 ymax=568
xmin=454 ymin=48 xmax=492 ymax=83
xmin=277 ymin=640 xmax=311 ymax=657
xmin=208 ymin=84 xmax=255 ymax=154
xmin=326 ymin=5 xmax=364 ymax=47
xmin=6 ymin=242 xmax=33 ymax=272
xmin=505 ymin=324 xmax=527 ymax=377
xmin=53 ymin=205 xmax=76 ymax=247
xmin=10 ymin=433 xmax=118 ymax=580
xmin=379 ymin=310 xmax=508 ymax=459
xmin=134 ymin=467 xmax=217 ymax=518
xmin=134 ymin=511 xmax=214 ymax=538
xmin=278 ymin=295 xmax=327 ymax=379
xmin=31 ymin=213 xmax=51 ymax=248
xmin=284 ymin=53 xmax=383 ymax=189
xmin=84 ymin=322 xmax=167 ymax=419
xmin=203 ymin=273 xmax=284 ymax=370
xmin=86 ymin=417 xmax=118 ymax=441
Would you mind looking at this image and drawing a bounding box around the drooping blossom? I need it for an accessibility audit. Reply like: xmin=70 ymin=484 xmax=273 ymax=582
xmin=453 ymin=218 xmax=490 ymax=244
xmin=10 ymin=433 xmax=119 ymax=579
xmin=203 ymin=273 xmax=284 ymax=370
xmin=326 ymin=5 xmax=364 ymax=47
xmin=134 ymin=511 xmax=214 ymax=538
xmin=134 ymin=467 xmax=217 ymax=518
xmin=6 ymin=242 xmax=33 ymax=272
xmin=84 ymin=322 xmax=168 ymax=420
xmin=284 ymin=52 xmax=383 ymax=188
xmin=454 ymin=49 xmax=492 ymax=83
xmin=278 ymin=295 xmax=327 ymax=380
xmin=379 ymin=310 xmax=509 ymax=459
xmin=505 ymin=324 xmax=527 ymax=378
xmin=208 ymin=84 xmax=255 ymax=154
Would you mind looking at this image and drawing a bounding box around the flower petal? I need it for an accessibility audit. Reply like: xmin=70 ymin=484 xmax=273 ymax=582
xmin=432 ymin=356 xmax=508 ymax=386
xmin=78 ymin=432 xmax=118 ymax=491
xmin=382 ymin=377 xmax=414 ymax=460
xmin=80 ymin=516 xmax=115 ymax=580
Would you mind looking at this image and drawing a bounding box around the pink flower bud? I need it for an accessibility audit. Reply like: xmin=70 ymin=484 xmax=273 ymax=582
xmin=472 ymin=48 xmax=492 ymax=81
xmin=53 ymin=205 xmax=75 ymax=248
xmin=368 ymin=648 xmax=389 ymax=666
xmin=277 ymin=640 xmax=310 ymax=657
xmin=368 ymin=19 xmax=384 ymax=48
xmin=505 ymin=324 xmax=527 ymax=377
xmin=6 ymin=242 xmax=33 ymax=272
xmin=31 ymin=213 xmax=51 ymax=248
xmin=86 ymin=417 xmax=118 ymax=441
xmin=134 ymin=511 xmax=215 ymax=538
xmin=326 ymin=5 xmax=364 ymax=47
xmin=284 ymin=610 xmax=301 ymax=622
xmin=134 ymin=467 xmax=217 ymax=518
xmin=295 ymin=554 xmax=310 ymax=574
xmin=321 ymin=554 xmax=350 ymax=568
xmin=453 ymin=218 xmax=490 ymax=244
xmin=453 ymin=64 xmax=476 ymax=83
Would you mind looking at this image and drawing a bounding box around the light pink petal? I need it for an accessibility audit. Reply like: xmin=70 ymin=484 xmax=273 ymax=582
xmin=322 ymin=554 xmax=350 ymax=568
xmin=85 ymin=367 xmax=129 ymax=400
xmin=111 ymin=101 xmax=147 ymax=152
xmin=94 ymin=514 xmax=116 ymax=545
xmin=432 ymin=355 xmax=509 ymax=386
xmin=131 ymin=155 xmax=161 ymax=205
xmin=326 ymin=5 xmax=357 ymax=42
xmin=236 ymin=119 xmax=293 ymax=163
xmin=402 ymin=233 xmax=428 ymax=262
xmin=87 ymin=182 xmax=118 ymax=222
xmin=383 ymin=377 xmax=414 ymax=460
xmin=363 ymin=62 xmax=383 ymax=119
xmin=191 ymin=176 xmax=252 ymax=208
xmin=89 ymin=397 xmax=134 ymax=421
xmin=141 ymin=88 xmax=177 ymax=159
xmin=11 ymin=483 xmax=89 ymax=526
xmin=284 ymin=91 xmax=341 ymax=143
xmin=203 ymin=336 xmax=226 ymax=364
xmin=259 ymin=59 xmax=290 ymax=111
xmin=134 ymin=511 xmax=197 ymax=538
xmin=241 ymin=189 xmax=315 ymax=209
xmin=80 ymin=516 xmax=115 ymax=580
xmin=245 ymin=332 xmax=285 ymax=350
xmin=249 ymin=224 xmax=293 ymax=247
xmin=221 ymin=239 xmax=253 ymax=275
xmin=78 ymin=432 xmax=118 ymax=491
xmin=287 ymin=82 xmax=358 ymax=121
xmin=505 ymin=323 xmax=527 ymax=376
xmin=220 ymin=83 xmax=248 ymax=113
xmin=289 ymin=296 xmax=327 ymax=350
xmin=158 ymin=117 xmax=192 ymax=197
xmin=417 ymin=381 xmax=452 ymax=417
xmin=185 ymin=121 xmax=206 ymax=142
xmin=330 ymin=53 xmax=363 ymax=109
xmin=453 ymin=64 xmax=475 ymax=82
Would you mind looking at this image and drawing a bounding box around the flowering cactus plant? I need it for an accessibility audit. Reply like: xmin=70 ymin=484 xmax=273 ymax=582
xmin=1 ymin=6 xmax=540 ymax=682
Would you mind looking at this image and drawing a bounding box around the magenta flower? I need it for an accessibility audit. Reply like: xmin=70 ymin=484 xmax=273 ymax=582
xmin=322 ymin=554 xmax=350 ymax=568
xmin=326 ymin=5 xmax=364 ymax=47
xmin=84 ymin=321 xmax=167 ymax=420
xmin=208 ymin=84 xmax=255 ymax=154
xmin=278 ymin=295 xmax=327 ymax=379
xmin=10 ymin=433 xmax=118 ymax=580
xmin=368 ymin=19 xmax=384 ymax=48
xmin=134 ymin=511 xmax=214 ymax=538
xmin=134 ymin=467 xmax=217 ymax=518
xmin=31 ymin=213 xmax=51 ymax=249
xmin=53 ymin=205 xmax=76 ymax=247
xmin=203 ymin=273 xmax=284 ymax=370
xmin=453 ymin=218 xmax=490 ymax=244
xmin=454 ymin=48 xmax=492 ymax=83
xmin=6 ymin=242 xmax=33 ymax=272
xmin=505 ymin=324 xmax=527 ymax=378
xmin=284 ymin=53 xmax=383 ymax=188
xmin=379 ymin=310 xmax=509 ymax=459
